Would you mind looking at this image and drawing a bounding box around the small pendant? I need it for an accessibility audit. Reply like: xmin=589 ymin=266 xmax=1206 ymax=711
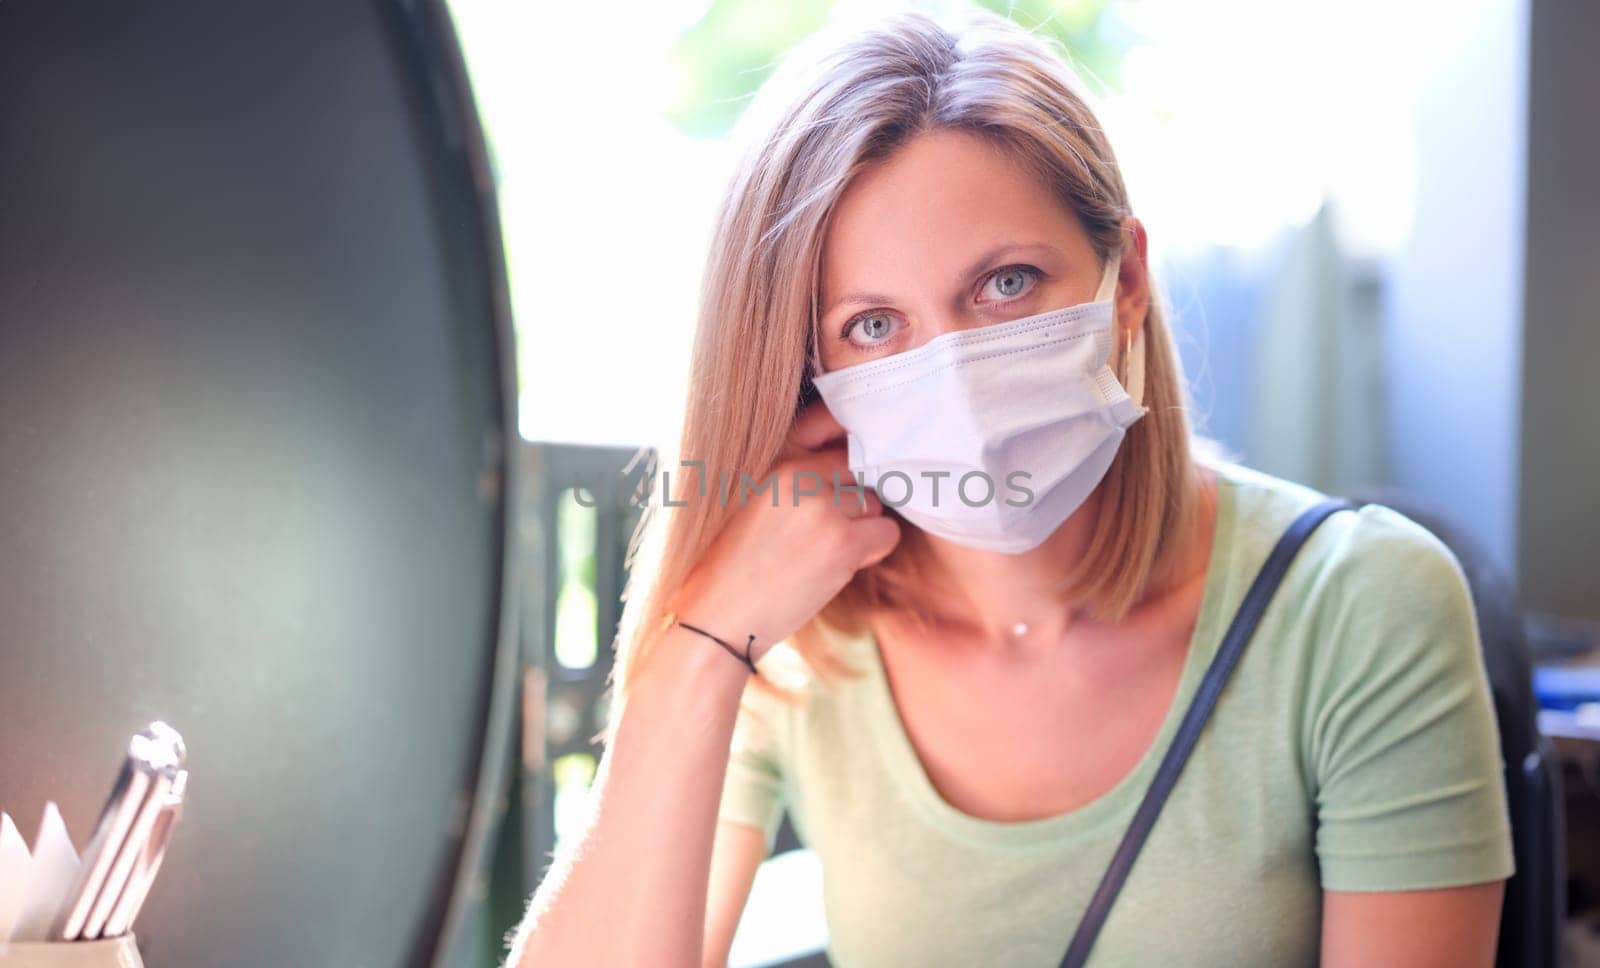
xmin=1011 ymin=622 xmax=1029 ymax=638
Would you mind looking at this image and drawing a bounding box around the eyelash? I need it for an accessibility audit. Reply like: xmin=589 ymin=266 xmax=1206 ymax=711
xmin=838 ymin=265 xmax=1043 ymax=345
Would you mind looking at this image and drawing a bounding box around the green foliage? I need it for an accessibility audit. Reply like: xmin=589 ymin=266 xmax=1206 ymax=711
xmin=972 ymin=0 xmax=1122 ymax=95
xmin=665 ymin=0 xmax=1123 ymax=141
xmin=666 ymin=0 xmax=837 ymax=140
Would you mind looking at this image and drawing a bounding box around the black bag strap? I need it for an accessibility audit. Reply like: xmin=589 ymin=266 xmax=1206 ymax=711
xmin=1058 ymin=497 xmax=1360 ymax=967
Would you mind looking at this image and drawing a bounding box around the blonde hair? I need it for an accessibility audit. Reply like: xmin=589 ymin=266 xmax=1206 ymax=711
xmin=601 ymin=8 xmax=1207 ymax=742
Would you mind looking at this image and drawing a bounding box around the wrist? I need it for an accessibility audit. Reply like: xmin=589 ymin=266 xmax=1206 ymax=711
xmin=672 ymin=617 xmax=758 ymax=674
xmin=663 ymin=585 xmax=771 ymax=660
xmin=624 ymin=621 xmax=752 ymax=749
xmin=650 ymin=611 xmax=762 ymax=676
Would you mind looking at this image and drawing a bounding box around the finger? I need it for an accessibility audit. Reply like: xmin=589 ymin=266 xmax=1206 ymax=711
xmin=849 ymin=515 xmax=902 ymax=568
xmin=782 ymin=400 xmax=849 ymax=459
xmin=831 ymin=479 xmax=881 ymax=519
xmin=783 ymin=444 xmax=852 ymax=483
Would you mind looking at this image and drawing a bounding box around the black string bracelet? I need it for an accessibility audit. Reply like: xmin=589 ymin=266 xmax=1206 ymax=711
xmin=663 ymin=613 xmax=759 ymax=676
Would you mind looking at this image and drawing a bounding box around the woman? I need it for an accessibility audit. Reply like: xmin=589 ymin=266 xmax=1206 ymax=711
xmin=508 ymin=10 xmax=1514 ymax=967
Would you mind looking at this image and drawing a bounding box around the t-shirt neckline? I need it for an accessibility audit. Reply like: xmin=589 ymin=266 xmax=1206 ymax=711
xmin=855 ymin=463 xmax=1240 ymax=850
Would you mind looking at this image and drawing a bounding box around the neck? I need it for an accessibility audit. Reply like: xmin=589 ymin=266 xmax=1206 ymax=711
xmin=889 ymin=464 xmax=1215 ymax=658
xmin=907 ymin=485 xmax=1107 ymax=656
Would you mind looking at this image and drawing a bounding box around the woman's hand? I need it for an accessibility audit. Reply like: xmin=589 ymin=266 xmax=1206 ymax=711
xmin=666 ymin=402 xmax=900 ymax=663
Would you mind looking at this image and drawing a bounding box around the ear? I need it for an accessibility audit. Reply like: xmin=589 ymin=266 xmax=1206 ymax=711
xmin=1115 ymin=215 xmax=1152 ymax=342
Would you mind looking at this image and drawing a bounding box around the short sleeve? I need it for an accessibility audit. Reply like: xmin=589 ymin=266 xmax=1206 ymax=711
xmin=1303 ymin=509 xmax=1517 ymax=892
xmin=717 ymin=681 xmax=788 ymax=854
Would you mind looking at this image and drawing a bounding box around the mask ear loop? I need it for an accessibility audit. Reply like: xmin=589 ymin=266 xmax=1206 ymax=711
xmin=1102 ymin=251 xmax=1149 ymax=416
xmin=1124 ymin=325 xmax=1148 ymax=415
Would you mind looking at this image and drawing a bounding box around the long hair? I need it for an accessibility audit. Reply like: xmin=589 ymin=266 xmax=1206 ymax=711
xmin=600 ymin=8 xmax=1206 ymax=743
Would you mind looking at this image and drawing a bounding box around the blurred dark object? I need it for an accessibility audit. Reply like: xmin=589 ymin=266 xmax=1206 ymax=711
xmin=1526 ymin=614 xmax=1600 ymax=664
xmin=0 ymin=1 xmax=518 ymax=965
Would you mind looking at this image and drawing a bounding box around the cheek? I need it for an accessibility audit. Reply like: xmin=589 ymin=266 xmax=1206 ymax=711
xmin=1041 ymin=280 xmax=1097 ymax=309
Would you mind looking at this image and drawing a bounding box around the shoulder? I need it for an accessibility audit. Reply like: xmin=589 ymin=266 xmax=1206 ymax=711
xmin=1213 ymin=459 xmax=1473 ymax=629
xmin=1308 ymin=503 xmax=1475 ymax=645
xmin=1207 ymin=459 xmax=1485 ymax=713
xmin=1213 ymin=464 xmax=1491 ymax=778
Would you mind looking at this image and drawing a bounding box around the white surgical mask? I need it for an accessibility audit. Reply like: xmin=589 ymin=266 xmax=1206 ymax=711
xmin=810 ymin=253 xmax=1146 ymax=554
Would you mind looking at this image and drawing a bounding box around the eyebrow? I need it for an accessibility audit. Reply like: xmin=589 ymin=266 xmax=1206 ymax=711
xmin=821 ymin=241 xmax=1063 ymax=320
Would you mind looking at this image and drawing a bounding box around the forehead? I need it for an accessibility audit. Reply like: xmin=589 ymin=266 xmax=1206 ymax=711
xmin=819 ymin=129 xmax=1083 ymax=297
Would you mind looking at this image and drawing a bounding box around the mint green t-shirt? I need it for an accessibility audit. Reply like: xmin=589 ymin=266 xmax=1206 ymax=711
xmin=717 ymin=460 xmax=1515 ymax=967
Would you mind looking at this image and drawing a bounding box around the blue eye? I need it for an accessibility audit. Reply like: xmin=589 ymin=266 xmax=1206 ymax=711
xmin=841 ymin=311 xmax=900 ymax=349
xmin=983 ymin=266 xmax=1040 ymax=302
xmin=836 ymin=265 xmax=1042 ymax=353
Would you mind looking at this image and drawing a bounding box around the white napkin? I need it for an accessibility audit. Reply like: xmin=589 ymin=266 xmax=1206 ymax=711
xmin=15 ymin=803 xmax=82 ymax=942
xmin=0 ymin=803 xmax=83 ymax=943
xmin=0 ymin=812 xmax=29 ymax=942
